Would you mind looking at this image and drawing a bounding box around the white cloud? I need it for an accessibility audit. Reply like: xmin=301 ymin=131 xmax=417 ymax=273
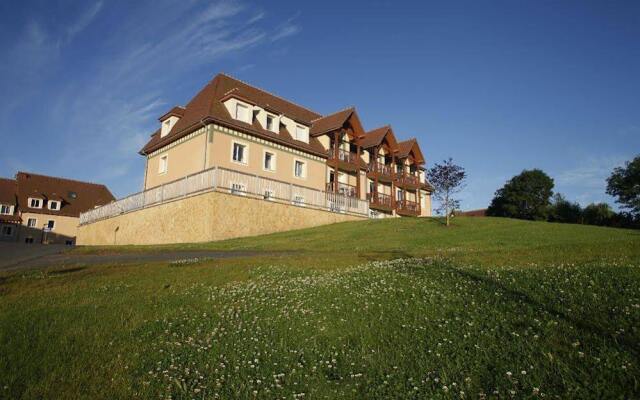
xmin=6 ymin=0 xmax=303 ymax=196
xmin=271 ymin=13 xmax=301 ymax=42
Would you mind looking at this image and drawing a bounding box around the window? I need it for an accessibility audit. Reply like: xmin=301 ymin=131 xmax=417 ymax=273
xmin=0 ymin=205 xmax=11 ymax=214
xmin=397 ymin=189 xmax=404 ymax=202
xmin=231 ymin=183 xmax=246 ymax=195
xmin=29 ymin=198 xmax=42 ymax=208
xmin=266 ymin=115 xmax=276 ymax=132
xmin=232 ymin=142 xmax=247 ymax=164
xmin=396 ymin=164 xmax=403 ymax=174
xmin=25 ymin=237 xmax=34 ymax=244
xmin=235 ymin=103 xmax=249 ymax=123
xmin=65 ymin=240 xmax=74 ymax=246
xmin=68 ymin=191 xmax=77 ymax=199
xmin=263 ymin=151 xmax=275 ymax=171
xmin=46 ymin=220 xmax=55 ymax=230
xmin=369 ymin=181 xmax=375 ymax=194
xmin=158 ymin=154 xmax=168 ymax=174
xmin=295 ymin=125 xmax=308 ymax=142
xmin=294 ymin=160 xmax=306 ymax=179
xmin=263 ymin=189 xmax=274 ymax=200
xmin=293 ymin=195 xmax=305 ymax=206
xmin=2 ymin=226 xmax=13 ymax=236
xmin=27 ymin=218 xmax=37 ymax=228
xmin=48 ymin=200 xmax=60 ymax=210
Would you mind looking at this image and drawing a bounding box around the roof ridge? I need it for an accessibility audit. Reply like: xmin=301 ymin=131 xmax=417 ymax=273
xmin=16 ymin=171 xmax=108 ymax=188
xmin=310 ymin=106 xmax=355 ymax=122
xmin=218 ymin=73 xmax=322 ymax=117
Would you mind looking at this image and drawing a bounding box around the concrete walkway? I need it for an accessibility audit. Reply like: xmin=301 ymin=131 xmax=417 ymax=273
xmin=0 ymin=245 xmax=288 ymax=273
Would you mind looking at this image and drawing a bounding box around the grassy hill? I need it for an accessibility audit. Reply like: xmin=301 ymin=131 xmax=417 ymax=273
xmin=1 ymin=217 xmax=639 ymax=399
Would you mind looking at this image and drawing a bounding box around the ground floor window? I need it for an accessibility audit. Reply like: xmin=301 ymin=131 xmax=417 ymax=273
xmin=293 ymin=195 xmax=305 ymax=206
xmin=1 ymin=225 xmax=13 ymax=236
xmin=65 ymin=240 xmax=74 ymax=246
xmin=25 ymin=237 xmax=34 ymax=244
xmin=231 ymin=182 xmax=246 ymax=195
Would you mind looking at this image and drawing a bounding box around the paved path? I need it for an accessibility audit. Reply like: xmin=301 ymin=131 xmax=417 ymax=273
xmin=0 ymin=245 xmax=290 ymax=273
xmin=0 ymin=243 xmax=70 ymax=270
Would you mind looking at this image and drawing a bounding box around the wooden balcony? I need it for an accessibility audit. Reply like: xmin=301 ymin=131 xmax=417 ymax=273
xmin=328 ymin=148 xmax=360 ymax=172
xmin=367 ymin=192 xmax=393 ymax=212
xmin=396 ymin=199 xmax=420 ymax=216
xmin=326 ymin=181 xmax=358 ymax=198
xmin=395 ymin=173 xmax=420 ymax=190
xmin=367 ymin=161 xmax=395 ymax=182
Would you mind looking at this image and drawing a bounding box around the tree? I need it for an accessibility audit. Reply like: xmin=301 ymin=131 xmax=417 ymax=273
xmin=427 ymin=158 xmax=466 ymax=227
xmin=606 ymin=155 xmax=640 ymax=217
xmin=486 ymin=169 xmax=554 ymax=220
xmin=582 ymin=203 xmax=614 ymax=226
xmin=548 ymin=193 xmax=583 ymax=224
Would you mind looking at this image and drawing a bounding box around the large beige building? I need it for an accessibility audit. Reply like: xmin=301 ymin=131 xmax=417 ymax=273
xmin=139 ymin=74 xmax=432 ymax=218
xmin=0 ymin=172 xmax=114 ymax=244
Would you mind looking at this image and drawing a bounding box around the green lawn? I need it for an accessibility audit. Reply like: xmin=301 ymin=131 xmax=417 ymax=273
xmin=1 ymin=217 xmax=639 ymax=399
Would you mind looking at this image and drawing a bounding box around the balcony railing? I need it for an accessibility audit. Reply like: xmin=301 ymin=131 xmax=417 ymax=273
xmin=328 ymin=148 xmax=359 ymax=164
xmin=326 ymin=181 xmax=358 ymax=198
xmin=396 ymin=173 xmax=420 ymax=187
xmin=397 ymin=199 xmax=419 ymax=214
xmin=369 ymin=161 xmax=394 ymax=178
xmin=367 ymin=192 xmax=393 ymax=209
xmin=80 ymin=166 xmax=370 ymax=225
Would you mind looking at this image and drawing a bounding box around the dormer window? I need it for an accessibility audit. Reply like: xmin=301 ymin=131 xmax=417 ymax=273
xmin=265 ymin=114 xmax=279 ymax=133
xmin=295 ymin=125 xmax=309 ymax=143
xmin=29 ymin=198 xmax=42 ymax=209
xmin=235 ymin=103 xmax=250 ymax=123
xmin=0 ymin=204 xmax=12 ymax=215
xmin=48 ymin=200 xmax=60 ymax=211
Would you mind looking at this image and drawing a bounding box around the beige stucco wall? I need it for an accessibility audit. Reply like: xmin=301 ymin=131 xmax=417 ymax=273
xmin=19 ymin=212 xmax=79 ymax=244
xmin=77 ymin=190 xmax=365 ymax=246
xmin=145 ymin=129 xmax=208 ymax=189
xmin=144 ymin=125 xmax=328 ymax=192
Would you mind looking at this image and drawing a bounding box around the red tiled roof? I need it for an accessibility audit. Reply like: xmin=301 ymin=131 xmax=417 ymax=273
xmin=141 ymin=74 xmax=328 ymax=156
xmin=0 ymin=178 xmax=17 ymax=205
xmin=309 ymin=108 xmax=354 ymax=137
xmin=15 ymin=172 xmax=115 ymax=218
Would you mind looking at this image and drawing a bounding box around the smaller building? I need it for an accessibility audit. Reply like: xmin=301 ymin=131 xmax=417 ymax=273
xmin=0 ymin=172 xmax=115 ymax=244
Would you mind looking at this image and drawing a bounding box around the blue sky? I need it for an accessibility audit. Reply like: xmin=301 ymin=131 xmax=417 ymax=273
xmin=1 ymin=0 xmax=638 ymax=210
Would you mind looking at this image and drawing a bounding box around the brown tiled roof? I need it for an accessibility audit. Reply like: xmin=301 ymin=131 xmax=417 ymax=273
xmin=0 ymin=214 xmax=21 ymax=224
xmin=159 ymin=106 xmax=185 ymax=121
xmin=309 ymin=108 xmax=354 ymax=137
xmin=15 ymin=172 xmax=115 ymax=218
xmin=360 ymin=125 xmax=401 ymax=150
xmin=0 ymin=178 xmax=17 ymax=205
xmin=141 ymin=74 xmax=329 ymax=157
xmin=397 ymin=139 xmax=425 ymax=163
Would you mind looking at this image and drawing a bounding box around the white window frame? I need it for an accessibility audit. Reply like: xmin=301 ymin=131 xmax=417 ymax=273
xmin=295 ymin=125 xmax=308 ymax=143
xmin=293 ymin=159 xmax=307 ymax=179
xmin=48 ymin=200 xmax=60 ymax=211
xmin=0 ymin=204 xmax=12 ymax=215
xmin=158 ymin=154 xmax=168 ymax=174
xmin=265 ymin=113 xmax=278 ymax=132
xmin=46 ymin=220 xmax=55 ymax=230
xmin=231 ymin=182 xmax=247 ymax=196
xmin=28 ymin=198 xmax=43 ymax=209
xmin=235 ymin=102 xmax=250 ymax=123
xmin=231 ymin=141 xmax=249 ymax=165
xmin=27 ymin=218 xmax=37 ymax=228
xmin=263 ymin=150 xmax=276 ymax=172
